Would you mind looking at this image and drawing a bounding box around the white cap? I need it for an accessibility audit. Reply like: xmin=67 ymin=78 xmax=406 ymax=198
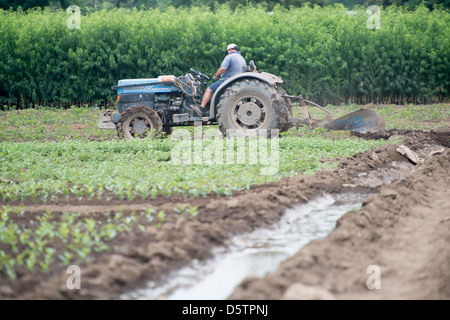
xmin=227 ymin=43 xmax=238 ymax=51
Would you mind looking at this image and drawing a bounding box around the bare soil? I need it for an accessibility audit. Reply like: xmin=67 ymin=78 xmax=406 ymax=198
xmin=0 ymin=127 xmax=449 ymax=300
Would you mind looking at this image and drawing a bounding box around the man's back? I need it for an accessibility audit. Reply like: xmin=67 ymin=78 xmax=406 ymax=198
xmin=220 ymin=52 xmax=246 ymax=80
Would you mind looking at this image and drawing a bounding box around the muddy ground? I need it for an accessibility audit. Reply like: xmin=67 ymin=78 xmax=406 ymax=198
xmin=0 ymin=126 xmax=449 ymax=300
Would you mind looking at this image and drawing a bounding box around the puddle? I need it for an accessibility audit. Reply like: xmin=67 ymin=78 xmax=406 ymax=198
xmin=120 ymin=194 xmax=364 ymax=300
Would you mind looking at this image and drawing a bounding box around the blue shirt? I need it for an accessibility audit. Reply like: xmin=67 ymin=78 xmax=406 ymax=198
xmin=220 ymin=51 xmax=247 ymax=80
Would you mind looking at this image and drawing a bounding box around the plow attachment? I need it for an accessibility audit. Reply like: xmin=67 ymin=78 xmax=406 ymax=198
xmin=284 ymin=95 xmax=385 ymax=134
xmin=322 ymin=108 xmax=385 ymax=133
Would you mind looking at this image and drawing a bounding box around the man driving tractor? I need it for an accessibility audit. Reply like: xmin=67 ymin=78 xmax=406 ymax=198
xmin=191 ymin=43 xmax=247 ymax=116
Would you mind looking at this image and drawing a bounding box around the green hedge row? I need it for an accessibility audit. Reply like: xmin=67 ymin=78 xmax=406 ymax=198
xmin=0 ymin=4 xmax=449 ymax=107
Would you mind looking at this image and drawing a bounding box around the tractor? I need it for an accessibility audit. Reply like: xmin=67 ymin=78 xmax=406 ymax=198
xmin=98 ymin=62 xmax=385 ymax=139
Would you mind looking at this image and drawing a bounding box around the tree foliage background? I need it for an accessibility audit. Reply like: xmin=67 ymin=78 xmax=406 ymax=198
xmin=1 ymin=0 xmax=449 ymax=11
xmin=0 ymin=2 xmax=448 ymax=107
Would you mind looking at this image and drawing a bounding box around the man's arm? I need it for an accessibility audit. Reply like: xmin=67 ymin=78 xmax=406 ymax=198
xmin=213 ymin=67 xmax=227 ymax=80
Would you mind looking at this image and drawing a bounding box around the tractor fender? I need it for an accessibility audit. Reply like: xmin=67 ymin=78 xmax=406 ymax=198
xmin=208 ymin=71 xmax=283 ymax=119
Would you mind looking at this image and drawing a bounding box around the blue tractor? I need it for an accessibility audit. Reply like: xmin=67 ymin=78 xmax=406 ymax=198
xmin=98 ymin=64 xmax=385 ymax=139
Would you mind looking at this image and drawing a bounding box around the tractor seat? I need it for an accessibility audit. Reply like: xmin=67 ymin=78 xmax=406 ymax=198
xmin=243 ymin=60 xmax=257 ymax=72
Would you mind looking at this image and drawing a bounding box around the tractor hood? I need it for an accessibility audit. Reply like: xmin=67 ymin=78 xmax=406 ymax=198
xmin=114 ymin=76 xmax=176 ymax=94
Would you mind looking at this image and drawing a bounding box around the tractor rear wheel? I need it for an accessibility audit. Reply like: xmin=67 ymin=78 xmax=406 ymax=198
xmin=216 ymin=79 xmax=289 ymax=138
xmin=117 ymin=105 xmax=162 ymax=140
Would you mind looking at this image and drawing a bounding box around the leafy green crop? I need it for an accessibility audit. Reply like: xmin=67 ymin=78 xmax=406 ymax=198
xmin=0 ymin=205 xmax=171 ymax=279
xmin=0 ymin=130 xmax=389 ymax=203
xmin=2 ymin=104 xmax=447 ymax=203
xmin=0 ymin=106 xmax=117 ymax=142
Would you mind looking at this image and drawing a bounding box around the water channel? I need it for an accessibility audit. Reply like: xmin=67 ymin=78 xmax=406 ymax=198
xmin=120 ymin=193 xmax=367 ymax=300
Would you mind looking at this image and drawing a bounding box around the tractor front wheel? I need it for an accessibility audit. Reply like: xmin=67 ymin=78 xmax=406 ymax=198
xmin=117 ymin=105 xmax=162 ymax=140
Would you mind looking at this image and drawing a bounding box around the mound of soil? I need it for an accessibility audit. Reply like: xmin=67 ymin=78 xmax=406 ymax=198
xmin=230 ymin=142 xmax=449 ymax=300
xmin=0 ymin=127 xmax=448 ymax=300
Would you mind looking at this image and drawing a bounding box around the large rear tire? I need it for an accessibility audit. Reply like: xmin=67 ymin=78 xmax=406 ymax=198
xmin=117 ymin=105 xmax=163 ymax=140
xmin=216 ymin=79 xmax=289 ymax=138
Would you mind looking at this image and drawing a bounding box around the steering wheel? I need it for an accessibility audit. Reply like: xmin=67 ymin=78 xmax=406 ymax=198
xmin=190 ymin=68 xmax=210 ymax=80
